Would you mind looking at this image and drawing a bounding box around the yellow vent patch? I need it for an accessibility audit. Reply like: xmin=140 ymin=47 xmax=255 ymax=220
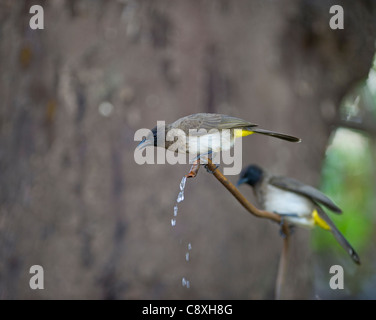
xmin=234 ymin=129 xmax=254 ymax=138
xmin=313 ymin=209 xmax=331 ymax=230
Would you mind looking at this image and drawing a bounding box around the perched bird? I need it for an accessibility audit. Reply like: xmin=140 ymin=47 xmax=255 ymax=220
xmin=237 ymin=164 xmax=360 ymax=264
xmin=138 ymin=112 xmax=300 ymax=156
xmin=137 ymin=113 xmax=300 ymax=177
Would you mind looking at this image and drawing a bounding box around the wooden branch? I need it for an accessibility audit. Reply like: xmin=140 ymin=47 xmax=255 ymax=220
xmin=203 ymin=159 xmax=289 ymax=300
xmin=205 ymin=159 xmax=281 ymax=223
xmin=275 ymin=223 xmax=290 ymax=300
xmin=333 ymin=119 xmax=376 ymax=136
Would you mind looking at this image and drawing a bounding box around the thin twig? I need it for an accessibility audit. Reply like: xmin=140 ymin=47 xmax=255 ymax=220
xmin=334 ymin=119 xmax=376 ymax=136
xmin=275 ymin=223 xmax=290 ymax=300
xmin=205 ymin=159 xmax=281 ymax=223
xmin=204 ymin=159 xmax=289 ymax=300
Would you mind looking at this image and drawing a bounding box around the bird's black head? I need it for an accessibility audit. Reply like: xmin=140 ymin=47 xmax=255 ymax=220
xmin=151 ymin=126 xmax=158 ymax=146
xmin=237 ymin=164 xmax=264 ymax=187
xmin=137 ymin=126 xmax=160 ymax=150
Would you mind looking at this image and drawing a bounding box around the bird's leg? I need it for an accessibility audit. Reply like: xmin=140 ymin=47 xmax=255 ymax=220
xmin=186 ymin=159 xmax=200 ymax=178
xmin=275 ymin=213 xmax=296 ymax=238
xmin=202 ymin=151 xmax=219 ymax=174
xmin=204 ymin=163 xmax=219 ymax=174
xmin=279 ymin=217 xmax=287 ymax=239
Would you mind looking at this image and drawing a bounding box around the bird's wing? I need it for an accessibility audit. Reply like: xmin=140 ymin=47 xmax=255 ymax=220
xmin=315 ymin=206 xmax=360 ymax=264
xmin=176 ymin=113 xmax=257 ymax=136
xmin=269 ymin=176 xmax=342 ymax=214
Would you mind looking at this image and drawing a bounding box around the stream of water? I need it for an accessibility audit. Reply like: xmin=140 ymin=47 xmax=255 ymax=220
xmin=171 ymin=176 xmax=191 ymax=289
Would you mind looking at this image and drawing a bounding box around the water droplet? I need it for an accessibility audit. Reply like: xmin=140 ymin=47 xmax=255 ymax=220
xmin=176 ymin=177 xmax=187 ymax=203
xmin=173 ymin=205 xmax=178 ymax=216
xmin=182 ymin=277 xmax=190 ymax=288
xmin=180 ymin=176 xmax=187 ymax=191
xmin=188 ymin=243 xmax=192 ymax=250
xmin=171 ymin=219 xmax=176 ymax=226
xmin=177 ymin=191 xmax=184 ymax=203
xmin=185 ymin=252 xmax=190 ymax=261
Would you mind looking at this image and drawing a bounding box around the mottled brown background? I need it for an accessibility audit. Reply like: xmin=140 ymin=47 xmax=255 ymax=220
xmin=0 ymin=0 xmax=375 ymax=299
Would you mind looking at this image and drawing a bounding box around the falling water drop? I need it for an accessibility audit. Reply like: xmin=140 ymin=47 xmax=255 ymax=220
xmin=176 ymin=177 xmax=187 ymax=203
xmin=172 ymin=176 xmax=191 ymax=288
xmin=177 ymin=191 xmax=184 ymax=203
xmin=182 ymin=277 xmax=190 ymax=288
xmin=172 ymin=176 xmax=187 ymax=224
xmin=180 ymin=176 xmax=187 ymax=191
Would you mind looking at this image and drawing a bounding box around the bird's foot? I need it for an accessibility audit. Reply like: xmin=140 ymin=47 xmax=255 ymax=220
xmin=279 ymin=225 xmax=288 ymax=238
xmin=204 ymin=164 xmax=219 ymax=174
xmin=190 ymin=150 xmax=213 ymax=163
xmin=276 ymin=214 xmax=293 ymax=238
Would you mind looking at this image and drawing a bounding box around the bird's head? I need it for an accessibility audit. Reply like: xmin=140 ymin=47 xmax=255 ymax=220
xmin=237 ymin=164 xmax=264 ymax=187
xmin=137 ymin=125 xmax=165 ymax=150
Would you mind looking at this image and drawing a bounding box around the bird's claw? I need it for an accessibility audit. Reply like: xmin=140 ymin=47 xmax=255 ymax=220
xmin=204 ymin=164 xmax=219 ymax=174
xmin=277 ymin=214 xmax=289 ymax=238
xmin=279 ymin=228 xmax=287 ymax=239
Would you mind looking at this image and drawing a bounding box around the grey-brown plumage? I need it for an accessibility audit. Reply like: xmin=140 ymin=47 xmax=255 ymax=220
xmin=237 ymin=164 xmax=360 ymax=265
xmin=269 ymin=176 xmax=342 ymax=214
xmin=168 ymin=113 xmax=300 ymax=142
xmin=169 ymin=113 xmax=257 ymax=132
xmin=138 ymin=113 xmax=301 ymax=153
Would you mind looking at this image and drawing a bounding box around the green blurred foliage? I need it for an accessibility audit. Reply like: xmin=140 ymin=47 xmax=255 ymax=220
xmin=312 ymin=55 xmax=376 ymax=257
xmin=312 ymin=128 xmax=374 ymax=254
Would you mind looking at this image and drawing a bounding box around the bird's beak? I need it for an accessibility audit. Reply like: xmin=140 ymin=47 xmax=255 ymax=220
xmin=236 ymin=178 xmax=248 ymax=187
xmin=137 ymin=138 xmax=153 ymax=150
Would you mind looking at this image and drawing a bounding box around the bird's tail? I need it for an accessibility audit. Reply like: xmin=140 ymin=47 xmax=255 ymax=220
xmin=249 ymin=128 xmax=301 ymax=143
xmin=315 ymin=206 xmax=361 ymax=265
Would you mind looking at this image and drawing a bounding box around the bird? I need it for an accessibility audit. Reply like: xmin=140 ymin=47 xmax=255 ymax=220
xmin=137 ymin=113 xmax=300 ymax=176
xmin=237 ymin=164 xmax=360 ymax=264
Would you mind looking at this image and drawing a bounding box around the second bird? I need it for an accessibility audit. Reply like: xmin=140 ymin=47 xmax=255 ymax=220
xmin=237 ymin=164 xmax=360 ymax=264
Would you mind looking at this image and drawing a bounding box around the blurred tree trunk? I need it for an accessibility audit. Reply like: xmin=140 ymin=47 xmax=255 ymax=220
xmin=0 ymin=0 xmax=375 ymax=299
